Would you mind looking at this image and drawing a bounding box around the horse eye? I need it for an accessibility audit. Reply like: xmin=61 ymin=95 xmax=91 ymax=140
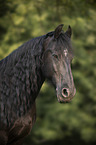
xmin=52 ymin=54 xmax=58 ymax=59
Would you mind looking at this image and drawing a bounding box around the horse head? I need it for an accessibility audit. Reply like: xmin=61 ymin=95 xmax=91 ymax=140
xmin=41 ymin=24 xmax=76 ymax=103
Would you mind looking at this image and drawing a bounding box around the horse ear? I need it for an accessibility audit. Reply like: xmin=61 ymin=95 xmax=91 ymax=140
xmin=54 ymin=24 xmax=64 ymax=39
xmin=65 ymin=25 xmax=72 ymax=38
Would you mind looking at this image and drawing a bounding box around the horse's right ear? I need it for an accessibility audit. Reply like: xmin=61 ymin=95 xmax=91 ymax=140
xmin=54 ymin=24 xmax=64 ymax=39
xmin=65 ymin=25 xmax=72 ymax=38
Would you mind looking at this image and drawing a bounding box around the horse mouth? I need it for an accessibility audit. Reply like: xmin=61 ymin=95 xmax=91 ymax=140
xmin=57 ymin=95 xmax=74 ymax=103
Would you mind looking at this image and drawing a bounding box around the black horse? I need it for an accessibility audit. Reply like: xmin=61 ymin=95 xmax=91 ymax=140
xmin=0 ymin=24 xmax=76 ymax=145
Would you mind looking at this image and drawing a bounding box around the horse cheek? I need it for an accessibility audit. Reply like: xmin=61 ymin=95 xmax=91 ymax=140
xmin=42 ymin=62 xmax=53 ymax=78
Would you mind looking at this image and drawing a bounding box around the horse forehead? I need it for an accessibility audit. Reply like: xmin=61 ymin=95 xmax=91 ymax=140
xmin=57 ymin=48 xmax=68 ymax=56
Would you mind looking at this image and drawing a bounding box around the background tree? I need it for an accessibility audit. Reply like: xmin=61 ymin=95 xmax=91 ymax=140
xmin=0 ymin=0 xmax=96 ymax=145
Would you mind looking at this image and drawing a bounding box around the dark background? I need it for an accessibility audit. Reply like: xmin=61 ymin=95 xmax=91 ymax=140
xmin=0 ymin=0 xmax=96 ymax=145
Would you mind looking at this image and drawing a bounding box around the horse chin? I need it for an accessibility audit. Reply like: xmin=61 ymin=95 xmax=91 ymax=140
xmin=57 ymin=95 xmax=73 ymax=103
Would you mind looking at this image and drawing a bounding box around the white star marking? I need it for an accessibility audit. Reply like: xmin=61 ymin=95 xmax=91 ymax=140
xmin=64 ymin=49 xmax=68 ymax=57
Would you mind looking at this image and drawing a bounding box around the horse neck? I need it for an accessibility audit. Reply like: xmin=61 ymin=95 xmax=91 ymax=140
xmin=0 ymin=36 xmax=45 ymax=126
xmin=14 ymin=36 xmax=45 ymax=105
xmin=12 ymin=37 xmax=46 ymax=116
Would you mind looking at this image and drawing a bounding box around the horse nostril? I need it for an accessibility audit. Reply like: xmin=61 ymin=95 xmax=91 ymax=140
xmin=62 ymin=88 xmax=69 ymax=98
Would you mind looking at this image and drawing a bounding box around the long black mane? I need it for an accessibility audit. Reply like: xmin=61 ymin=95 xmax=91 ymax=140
xmin=0 ymin=34 xmax=46 ymax=127
xmin=0 ymin=35 xmax=45 ymax=73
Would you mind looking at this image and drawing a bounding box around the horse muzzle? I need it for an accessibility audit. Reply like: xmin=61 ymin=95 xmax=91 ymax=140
xmin=56 ymin=87 xmax=76 ymax=103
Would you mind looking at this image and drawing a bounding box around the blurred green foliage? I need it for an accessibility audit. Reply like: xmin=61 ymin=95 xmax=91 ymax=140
xmin=0 ymin=0 xmax=96 ymax=145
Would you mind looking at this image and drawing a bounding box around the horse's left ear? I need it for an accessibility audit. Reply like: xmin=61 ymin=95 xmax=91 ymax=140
xmin=54 ymin=24 xmax=64 ymax=39
xmin=65 ymin=25 xmax=72 ymax=38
